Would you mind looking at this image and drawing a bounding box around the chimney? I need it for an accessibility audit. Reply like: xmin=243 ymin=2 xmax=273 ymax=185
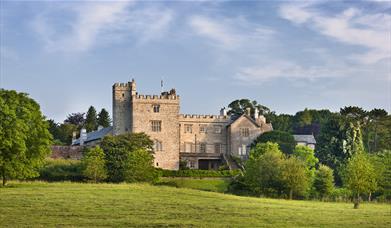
xmin=220 ymin=107 xmax=227 ymax=116
xmin=80 ymin=128 xmax=87 ymax=146
xmin=254 ymin=108 xmax=259 ymax=119
xmin=246 ymin=107 xmax=251 ymax=116
xmin=71 ymin=131 xmax=77 ymax=145
xmin=98 ymin=125 xmax=103 ymax=131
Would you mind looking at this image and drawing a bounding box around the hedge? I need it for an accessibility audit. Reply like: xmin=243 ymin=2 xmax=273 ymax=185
xmin=159 ymin=169 xmax=241 ymax=177
xmin=38 ymin=158 xmax=84 ymax=182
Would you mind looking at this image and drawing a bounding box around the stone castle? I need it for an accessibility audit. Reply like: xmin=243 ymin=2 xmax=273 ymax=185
xmin=112 ymin=79 xmax=273 ymax=170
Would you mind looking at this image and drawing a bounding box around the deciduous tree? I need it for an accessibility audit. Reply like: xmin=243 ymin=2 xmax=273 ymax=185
xmin=314 ymin=165 xmax=334 ymax=200
xmin=82 ymin=146 xmax=107 ymax=182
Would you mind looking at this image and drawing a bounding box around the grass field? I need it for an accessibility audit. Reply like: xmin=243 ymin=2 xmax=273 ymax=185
xmin=1 ymin=182 xmax=390 ymax=227
xmin=157 ymin=177 xmax=230 ymax=192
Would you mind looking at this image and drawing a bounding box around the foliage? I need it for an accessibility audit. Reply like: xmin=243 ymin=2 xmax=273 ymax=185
xmin=0 ymin=89 xmax=52 ymax=185
xmin=265 ymin=113 xmax=293 ymax=132
xmin=64 ymin=112 xmax=85 ymax=127
xmin=124 ymin=148 xmax=159 ymax=183
xmin=100 ymin=132 xmax=154 ymax=182
xmin=243 ymin=143 xmax=285 ymax=196
xmin=343 ymin=152 xmax=378 ymax=208
xmin=38 ymin=159 xmax=83 ymax=182
xmin=252 ymin=130 xmax=296 ymax=154
xmin=371 ymin=150 xmax=391 ymax=201
xmin=280 ymin=156 xmax=309 ymax=199
xmin=160 ymin=169 xmax=240 ymax=177
xmin=97 ymin=108 xmax=111 ymax=128
xmin=85 ymin=106 xmax=98 ymax=132
xmin=329 ymin=187 xmax=352 ymax=202
xmin=227 ymin=99 xmax=270 ymax=117
xmin=249 ymin=142 xmax=281 ymax=159
xmin=314 ymin=165 xmax=334 ymax=199
xmin=82 ymin=146 xmax=107 ymax=182
xmin=293 ymin=145 xmax=318 ymax=178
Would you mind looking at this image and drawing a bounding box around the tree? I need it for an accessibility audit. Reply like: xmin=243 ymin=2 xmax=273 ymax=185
xmin=343 ymin=152 xmax=377 ymax=209
xmin=85 ymin=106 xmax=98 ymax=132
xmin=252 ymin=130 xmax=296 ymax=155
xmin=97 ymin=108 xmax=111 ymax=128
xmin=0 ymin=90 xmax=52 ymax=186
xmin=227 ymin=99 xmax=270 ymax=117
xmin=265 ymin=113 xmax=293 ymax=132
xmin=124 ymin=148 xmax=158 ymax=183
xmin=244 ymin=142 xmax=285 ymax=196
xmin=82 ymin=146 xmax=107 ymax=182
xmin=100 ymin=133 xmax=154 ymax=182
xmin=64 ymin=112 xmax=85 ymax=127
xmin=47 ymin=119 xmax=63 ymax=145
xmin=281 ymin=157 xmax=309 ymax=199
xmin=314 ymin=165 xmax=334 ymax=200
xmin=293 ymin=145 xmax=318 ymax=178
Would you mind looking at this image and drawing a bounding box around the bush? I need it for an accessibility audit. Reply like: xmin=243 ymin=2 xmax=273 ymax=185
xmin=82 ymin=146 xmax=107 ymax=182
xmin=330 ymin=188 xmax=352 ymax=202
xmin=124 ymin=148 xmax=160 ymax=183
xmin=160 ymin=169 xmax=240 ymax=178
xmin=251 ymin=130 xmax=296 ymax=154
xmin=38 ymin=159 xmax=83 ymax=182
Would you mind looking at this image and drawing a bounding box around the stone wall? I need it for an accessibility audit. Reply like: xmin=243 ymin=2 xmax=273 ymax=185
xmin=50 ymin=146 xmax=83 ymax=159
xmin=112 ymin=82 xmax=132 ymax=135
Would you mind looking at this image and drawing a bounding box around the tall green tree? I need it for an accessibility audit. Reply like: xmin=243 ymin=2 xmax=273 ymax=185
xmin=100 ymin=133 xmax=153 ymax=182
xmin=293 ymin=145 xmax=318 ymax=178
xmin=82 ymin=146 xmax=107 ymax=182
xmin=313 ymin=165 xmax=334 ymax=200
xmin=97 ymin=108 xmax=111 ymax=128
xmin=281 ymin=156 xmax=309 ymax=199
xmin=0 ymin=90 xmax=52 ymax=185
xmin=252 ymin=130 xmax=296 ymax=155
xmin=343 ymin=152 xmax=377 ymax=209
xmin=265 ymin=113 xmax=293 ymax=132
xmin=124 ymin=148 xmax=159 ymax=183
xmin=85 ymin=106 xmax=98 ymax=132
xmin=64 ymin=112 xmax=85 ymax=127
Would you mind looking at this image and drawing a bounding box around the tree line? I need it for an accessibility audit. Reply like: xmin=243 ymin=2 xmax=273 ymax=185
xmin=48 ymin=106 xmax=111 ymax=145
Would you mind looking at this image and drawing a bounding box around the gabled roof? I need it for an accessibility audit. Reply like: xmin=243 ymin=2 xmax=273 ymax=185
xmin=227 ymin=114 xmax=260 ymax=128
xmin=293 ymin=134 xmax=316 ymax=144
xmin=72 ymin=126 xmax=113 ymax=145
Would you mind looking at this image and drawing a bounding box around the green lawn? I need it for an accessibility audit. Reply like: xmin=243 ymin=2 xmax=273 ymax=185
xmin=1 ymin=182 xmax=390 ymax=227
xmin=157 ymin=177 xmax=230 ymax=192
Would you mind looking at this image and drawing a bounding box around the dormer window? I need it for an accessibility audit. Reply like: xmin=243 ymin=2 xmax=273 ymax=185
xmin=153 ymin=104 xmax=160 ymax=113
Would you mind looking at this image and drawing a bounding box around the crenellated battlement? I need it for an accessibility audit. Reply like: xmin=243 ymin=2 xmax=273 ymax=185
xmin=133 ymin=94 xmax=180 ymax=100
xmin=179 ymin=114 xmax=228 ymax=119
xmin=113 ymin=82 xmax=131 ymax=87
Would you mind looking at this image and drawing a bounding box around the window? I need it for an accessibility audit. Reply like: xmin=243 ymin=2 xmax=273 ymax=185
xmin=238 ymin=144 xmax=247 ymax=156
xmin=151 ymin=120 xmax=161 ymax=132
xmin=184 ymin=124 xmax=193 ymax=133
xmin=189 ymin=161 xmax=195 ymax=168
xmin=214 ymin=125 xmax=222 ymax=134
xmin=199 ymin=143 xmax=206 ymax=153
xmin=199 ymin=124 xmax=207 ymax=133
xmin=153 ymin=104 xmax=160 ymax=113
xmin=154 ymin=140 xmax=163 ymax=151
xmin=156 ymin=162 xmax=159 ymax=167
xmin=240 ymin=128 xmax=250 ymax=137
xmin=122 ymin=93 xmax=124 ymax=97
xmin=214 ymin=143 xmax=221 ymax=153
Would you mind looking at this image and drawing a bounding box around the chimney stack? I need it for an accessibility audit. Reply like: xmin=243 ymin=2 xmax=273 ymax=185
xmin=220 ymin=107 xmax=227 ymax=116
xmin=246 ymin=107 xmax=251 ymax=116
xmin=80 ymin=128 xmax=87 ymax=146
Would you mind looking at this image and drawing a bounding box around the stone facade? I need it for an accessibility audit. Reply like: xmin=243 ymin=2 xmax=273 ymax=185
xmin=113 ymin=80 xmax=272 ymax=170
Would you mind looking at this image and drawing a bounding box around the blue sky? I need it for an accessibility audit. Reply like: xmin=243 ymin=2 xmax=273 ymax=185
xmin=1 ymin=0 xmax=390 ymax=122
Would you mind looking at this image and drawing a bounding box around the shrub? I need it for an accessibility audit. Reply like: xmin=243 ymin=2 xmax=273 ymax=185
xmin=124 ymin=148 xmax=159 ymax=183
xmin=82 ymin=146 xmax=107 ymax=182
xmin=330 ymin=188 xmax=352 ymax=202
xmin=38 ymin=159 xmax=83 ymax=182
xmin=314 ymin=164 xmax=334 ymax=200
xmin=251 ymin=131 xmax=296 ymax=154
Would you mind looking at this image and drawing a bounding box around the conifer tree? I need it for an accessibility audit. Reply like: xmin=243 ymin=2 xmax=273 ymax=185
xmin=85 ymin=106 xmax=98 ymax=132
xmin=97 ymin=108 xmax=111 ymax=128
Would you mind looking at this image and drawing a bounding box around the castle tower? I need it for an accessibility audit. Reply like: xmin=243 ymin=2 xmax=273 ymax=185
xmin=112 ymin=81 xmax=134 ymax=135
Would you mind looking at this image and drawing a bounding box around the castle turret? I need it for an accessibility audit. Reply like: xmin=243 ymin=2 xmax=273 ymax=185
xmin=112 ymin=81 xmax=133 ymax=135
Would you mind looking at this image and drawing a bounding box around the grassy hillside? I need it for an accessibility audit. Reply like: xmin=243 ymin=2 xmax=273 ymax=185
xmin=0 ymin=182 xmax=390 ymax=227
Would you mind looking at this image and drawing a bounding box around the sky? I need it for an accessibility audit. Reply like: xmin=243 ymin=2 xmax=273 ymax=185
xmin=1 ymin=0 xmax=390 ymax=122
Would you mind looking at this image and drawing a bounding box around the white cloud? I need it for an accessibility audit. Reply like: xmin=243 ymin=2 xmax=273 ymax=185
xmin=279 ymin=2 xmax=391 ymax=64
xmin=189 ymin=15 xmax=274 ymax=49
xmin=32 ymin=2 xmax=173 ymax=53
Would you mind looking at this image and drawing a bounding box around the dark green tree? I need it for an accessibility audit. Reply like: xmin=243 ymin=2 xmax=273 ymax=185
xmin=64 ymin=112 xmax=85 ymax=127
xmin=252 ymin=130 xmax=296 ymax=155
xmin=85 ymin=106 xmax=98 ymax=132
xmin=227 ymin=99 xmax=270 ymax=117
xmin=313 ymin=164 xmax=334 ymax=200
xmin=82 ymin=146 xmax=107 ymax=182
xmin=97 ymin=108 xmax=111 ymax=128
xmin=0 ymin=90 xmax=52 ymax=185
xmin=265 ymin=113 xmax=293 ymax=132
xmin=100 ymin=133 xmax=154 ymax=182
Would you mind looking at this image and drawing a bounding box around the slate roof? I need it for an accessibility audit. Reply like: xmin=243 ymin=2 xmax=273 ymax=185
xmin=293 ymin=134 xmax=316 ymax=144
xmin=72 ymin=126 xmax=113 ymax=145
xmin=227 ymin=114 xmax=260 ymax=128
